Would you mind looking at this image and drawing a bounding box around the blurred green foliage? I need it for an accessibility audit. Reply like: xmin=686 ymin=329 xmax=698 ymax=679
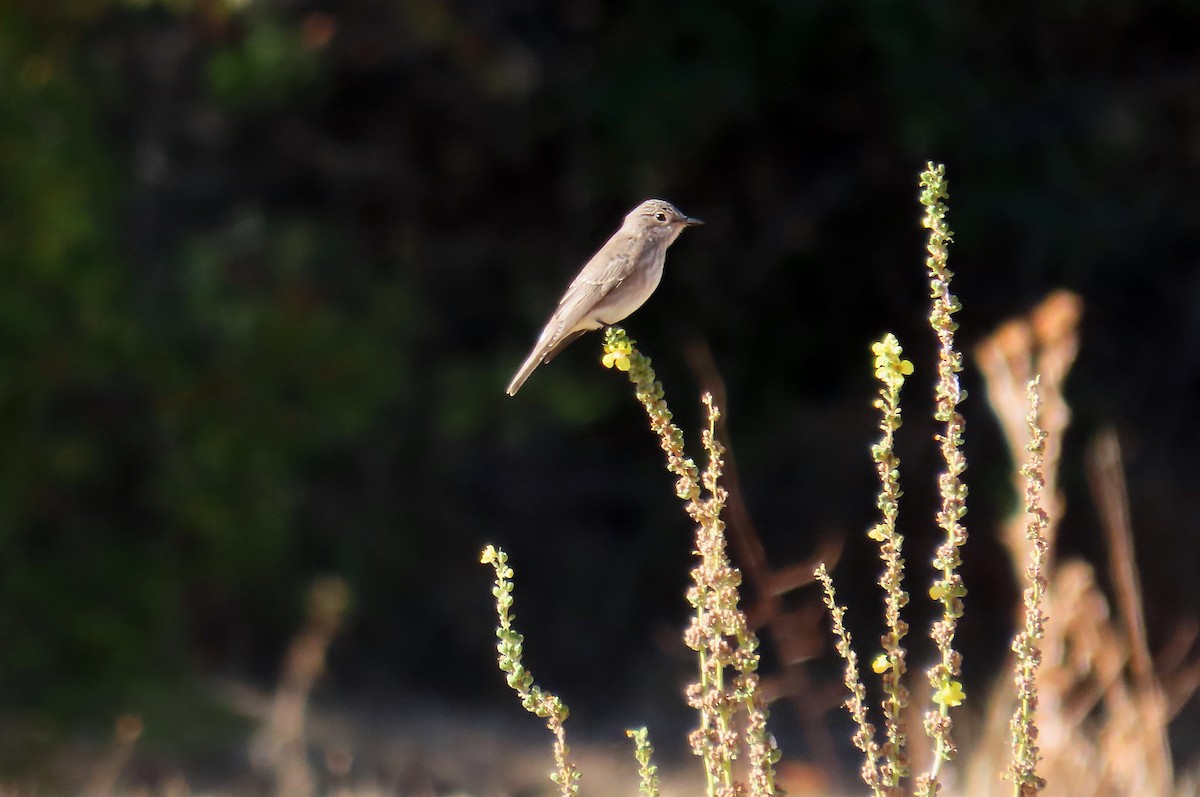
xmin=206 ymin=17 xmax=321 ymax=106
xmin=0 ymin=2 xmax=409 ymax=719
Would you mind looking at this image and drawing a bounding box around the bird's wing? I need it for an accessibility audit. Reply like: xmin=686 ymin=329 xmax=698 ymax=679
xmin=544 ymin=236 xmax=635 ymax=342
xmin=505 ymin=235 xmax=634 ymax=396
xmin=538 ymin=327 xmax=588 ymax=365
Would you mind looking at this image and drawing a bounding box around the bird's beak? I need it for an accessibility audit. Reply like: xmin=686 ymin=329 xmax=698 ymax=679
xmin=683 ymin=216 xmax=704 ymax=227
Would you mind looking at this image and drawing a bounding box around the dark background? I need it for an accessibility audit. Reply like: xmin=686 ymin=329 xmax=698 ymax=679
xmin=1 ymin=0 xmax=1198 ymax=780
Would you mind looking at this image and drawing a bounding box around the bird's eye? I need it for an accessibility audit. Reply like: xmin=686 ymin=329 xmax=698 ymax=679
xmin=654 ymin=212 xmax=667 ymax=222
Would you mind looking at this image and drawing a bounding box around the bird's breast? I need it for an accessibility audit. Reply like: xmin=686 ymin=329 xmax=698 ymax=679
xmin=591 ymin=254 xmax=666 ymax=325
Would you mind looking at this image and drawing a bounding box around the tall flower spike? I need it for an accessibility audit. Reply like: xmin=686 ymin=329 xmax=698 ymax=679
xmin=916 ymin=162 xmax=968 ymax=797
xmin=480 ymin=546 xmax=581 ymax=797
xmin=1006 ymin=379 xmax=1049 ymax=795
xmin=603 ymin=330 xmax=776 ymax=797
xmin=869 ymin=333 xmax=913 ymax=789
xmin=816 ymin=564 xmax=886 ymax=797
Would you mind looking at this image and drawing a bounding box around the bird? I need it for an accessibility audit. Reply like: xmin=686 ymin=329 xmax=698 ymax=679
xmin=506 ymin=199 xmax=703 ymax=396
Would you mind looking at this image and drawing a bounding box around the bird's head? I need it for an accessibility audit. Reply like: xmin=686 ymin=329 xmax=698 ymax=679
xmin=625 ymin=199 xmax=704 ymax=245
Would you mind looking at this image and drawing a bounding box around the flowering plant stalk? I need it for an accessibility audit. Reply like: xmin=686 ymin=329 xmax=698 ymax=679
xmin=603 ymin=327 xmax=779 ymax=797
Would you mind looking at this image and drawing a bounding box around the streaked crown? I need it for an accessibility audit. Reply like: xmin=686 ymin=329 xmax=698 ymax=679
xmin=623 ymin=199 xmax=704 ymax=233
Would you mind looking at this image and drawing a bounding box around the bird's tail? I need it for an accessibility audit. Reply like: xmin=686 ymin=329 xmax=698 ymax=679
xmin=506 ymin=345 xmax=546 ymax=396
xmin=506 ymin=328 xmax=587 ymax=395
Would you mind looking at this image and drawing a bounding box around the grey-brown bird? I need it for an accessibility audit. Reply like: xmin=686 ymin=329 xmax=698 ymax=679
xmin=506 ymin=199 xmax=703 ymax=396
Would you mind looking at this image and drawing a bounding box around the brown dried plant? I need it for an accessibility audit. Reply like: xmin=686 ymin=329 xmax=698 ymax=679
xmin=82 ymin=714 xmax=144 ymax=797
xmin=967 ymin=292 xmax=1198 ymax=797
xmin=251 ymin=576 xmax=351 ymax=797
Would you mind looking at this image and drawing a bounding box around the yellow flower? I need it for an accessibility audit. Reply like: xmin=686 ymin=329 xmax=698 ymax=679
xmin=871 ymin=654 xmax=891 ymax=674
xmin=872 ymin=334 xmax=913 ymax=385
xmin=933 ymin=680 xmax=966 ymax=707
xmin=603 ymin=350 xmax=631 ymax=371
xmin=929 ymin=583 xmax=947 ymax=600
xmin=602 ymin=337 xmax=633 ymax=371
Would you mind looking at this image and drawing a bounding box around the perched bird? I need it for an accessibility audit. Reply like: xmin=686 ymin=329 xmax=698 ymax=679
xmin=506 ymin=199 xmax=703 ymax=396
